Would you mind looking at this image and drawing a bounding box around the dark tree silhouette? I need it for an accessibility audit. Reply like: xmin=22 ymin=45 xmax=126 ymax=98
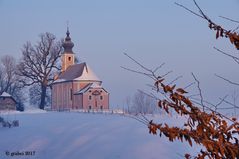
xmin=18 ymin=32 xmax=62 ymax=109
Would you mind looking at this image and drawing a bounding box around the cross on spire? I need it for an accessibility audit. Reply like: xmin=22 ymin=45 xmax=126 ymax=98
xmin=66 ymin=20 xmax=70 ymax=37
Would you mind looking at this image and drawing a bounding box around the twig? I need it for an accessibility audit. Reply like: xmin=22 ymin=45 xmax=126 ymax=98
xmin=232 ymin=25 xmax=239 ymax=32
xmin=215 ymin=95 xmax=228 ymax=111
xmin=138 ymin=89 xmax=159 ymax=101
xmin=219 ymin=16 xmax=239 ymax=24
xmin=213 ymin=47 xmax=239 ymax=64
xmin=140 ymin=114 xmax=150 ymax=123
xmin=191 ymin=73 xmax=205 ymax=111
xmin=168 ymin=75 xmax=183 ymax=85
xmin=161 ymin=70 xmax=173 ymax=78
xmin=174 ymin=2 xmax=204 ymax=19
xmin=219 ymin=97 xmax=239 ymax=109
xmin=153 ymin=63 xmax=165 ymax=73
xmin=215 ymin=74 xmax=239 ymax=86
xmin=190 ymin=97 xmax=215 ymax=109
xmin=121 ymin=66 xmax=155 ymax=80
xmin=192 ymin=0 xmax=208 ymax=20
xmin=187 ymin=94 xmax=199 ymax=98
xmin=124 ymin=53 xmax=152 ymax=73
xmin=126 ymin=114 xmax=148 ymax=126
xmin=184 ymin=82 xmax=196 ymax=90
xmin=190 ymin=98 xmax=236 ymax=122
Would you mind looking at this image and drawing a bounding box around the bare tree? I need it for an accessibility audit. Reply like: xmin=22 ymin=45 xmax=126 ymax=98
xmin=131 ymin=91 xmax=156 ymax=114
xmin=126 ymin=96 xmax=131 ymax=113
xmin=0 ymin=55 xmax=25 ymax=110
xmin=0 ymin=55 xmax=16 ymax=93
xmin=18 ymin=32 xmax=62 ymax=109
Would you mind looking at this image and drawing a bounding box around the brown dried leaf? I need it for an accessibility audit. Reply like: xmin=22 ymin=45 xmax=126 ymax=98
xmin=183 ymin=98 xmax=192 ymax=107
xmin=216 ymin=30 xmax=220 ymax=39
xmin=208 ymin=23 xmax=213 ymax=29
xmin=164 ymin=85 xmax=171 ymax=93
xmin=185 ymin=153 xmax=191 ymax=159
xmin=158 ymin=100 xmax=162 ymax=108
xmin=220 ymin=28 xmax=224 ymax=37
xmin=171 ymin=84 xmax=176 ymax=91
xmin=176 ymin=88 xmax=188 ymax=94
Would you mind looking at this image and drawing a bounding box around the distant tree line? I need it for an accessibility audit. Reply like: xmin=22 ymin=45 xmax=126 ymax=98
xmin=124 ymin=91 xmax=164 ymax=114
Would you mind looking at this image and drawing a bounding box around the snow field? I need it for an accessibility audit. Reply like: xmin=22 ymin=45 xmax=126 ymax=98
xmin=0 ymin=112 xmax=198 ymax=159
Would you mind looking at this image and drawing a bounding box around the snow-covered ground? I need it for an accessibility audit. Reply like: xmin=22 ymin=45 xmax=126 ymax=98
xmin=0 ymin=111 xmax=199 ymax=159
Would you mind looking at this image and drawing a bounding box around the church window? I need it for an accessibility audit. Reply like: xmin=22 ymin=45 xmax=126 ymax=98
xmin=68 ymin=57 xmax=71 ymax=61
xmin=89 ymin=95 xmax=92 ymax=100
xmin=89 ymin=106 xmax=92 ymax=110
xmin=100 ymin=96 xmax=103 ymax=100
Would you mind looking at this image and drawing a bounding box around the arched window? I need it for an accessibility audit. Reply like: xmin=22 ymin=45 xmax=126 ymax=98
xmin=89 ymin=106 xmax=92 ymax=110
xmin=68 ymin=57 xmax=71 ymax=61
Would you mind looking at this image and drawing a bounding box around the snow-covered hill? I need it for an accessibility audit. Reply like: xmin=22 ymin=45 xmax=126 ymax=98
xmin=0 ymin=112 xmax=198 ymax=159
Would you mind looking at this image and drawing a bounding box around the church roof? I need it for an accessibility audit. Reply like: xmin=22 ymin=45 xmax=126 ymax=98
xmin=74 ymin=82 xmax=108 ymax=95
xmin=77 ymin=83 xmax=101 ymax=94
xmin=0 ymin=92 xmax=11 ymax=97
xmin=55 ymin=62 xmax=101 ymax=83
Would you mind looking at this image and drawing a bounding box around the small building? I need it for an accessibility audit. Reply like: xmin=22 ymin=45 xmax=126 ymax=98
xmin=0 ymin=92 xmax=17 ymax=110
xmin=51 ymin=28 xmax=109 ymax=111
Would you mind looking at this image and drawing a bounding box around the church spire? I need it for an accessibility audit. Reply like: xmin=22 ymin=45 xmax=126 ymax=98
xmin=66 ymin=24 xmax=70 ymax=38
xmin=61 ymin=26 xmax=75 ymax=72
xmin=62 ymin=26 xmax=74 ymax=54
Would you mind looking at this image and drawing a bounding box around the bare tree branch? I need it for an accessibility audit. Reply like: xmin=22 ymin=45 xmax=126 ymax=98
xmin=175 ymin=0 xmax=239 ymax=50
xmin=183 ymin=82 xmax=195 ymax=90
xmin=213 ymin=47 xmax=239 ymax=64
xmin=191 ymin=73 xmax=205 ymax=111
xmin=219 ymin=97 xmax=239 ymax=109
xmin=174 ymin=2 xmax=204 ymax=19
xmin=120 ymin=66 xmax=155 ymax=80
xmin=167 ymin=75 xmax=183 ymax=85
xmin=215 ymin=74 xmax=239 ymax=86
xmin=219 ymin=16 xmax=239 ymax=24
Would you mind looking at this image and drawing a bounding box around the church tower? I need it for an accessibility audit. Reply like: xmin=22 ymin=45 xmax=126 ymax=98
xmin=61 ymin=27 xmax=75 ymax=72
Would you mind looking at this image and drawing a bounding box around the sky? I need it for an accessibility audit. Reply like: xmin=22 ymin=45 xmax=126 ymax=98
xmin=0 ymin=0 xmax=239 ymax=110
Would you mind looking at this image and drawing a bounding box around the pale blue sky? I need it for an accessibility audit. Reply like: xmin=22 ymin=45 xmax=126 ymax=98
xmin=0 ymin=0 xmax=239 ymax=108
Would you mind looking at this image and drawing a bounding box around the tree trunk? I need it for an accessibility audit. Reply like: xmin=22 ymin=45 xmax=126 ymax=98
xmin=39 ymin=85 xmax=47 ymax=110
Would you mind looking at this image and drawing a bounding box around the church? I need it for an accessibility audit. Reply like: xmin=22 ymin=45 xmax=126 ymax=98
xmin=51 ymin=29 xmax=109 ymax=111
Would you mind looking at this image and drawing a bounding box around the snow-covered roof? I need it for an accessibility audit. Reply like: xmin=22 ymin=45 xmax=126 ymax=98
xmin=0 ymin=92 xmax=12 ymax=97
xmin=74 ymin=64 xmax=100 ymax=82
xmin=75 ymin=83 xmax=103 ymax=94
xmin=55 ymin=62 xmax=101 ymax=83
xmin=52 ymin=79 xmax=66 ymax=84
